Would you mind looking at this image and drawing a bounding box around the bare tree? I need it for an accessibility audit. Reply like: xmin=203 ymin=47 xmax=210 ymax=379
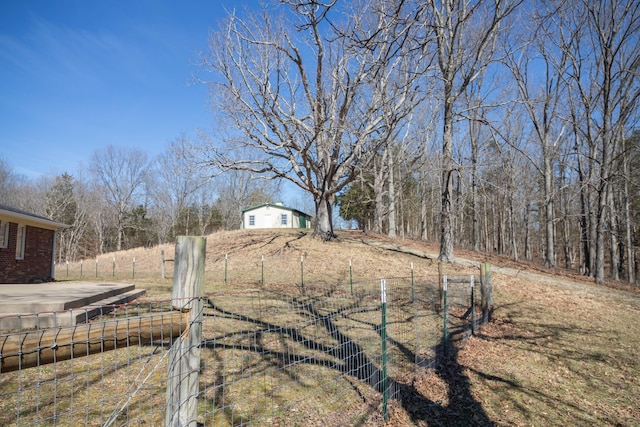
xmin=215 ymin=170 xmax=279 ymax=230
xmin=421 ymin=0 xmax=523 ymax=262
xmin=197 ymin=0 xmax=423 ymax=239
xmin=0 ymin=157 xmax=20 ymax=206
xmin=556 ymin=0 xmax=640 ymax=284
xmin=500 ymin=8 xmax=568 ymax=268
xmin=45 ymin=173 xmax=91 ymax=263
xmin=0 ymin=159 xmax=43 ymax=213
xmin=88 ymin=145 xmax=151 ymax=251
xmin=151 ymin=137 xmax=206 ymax=242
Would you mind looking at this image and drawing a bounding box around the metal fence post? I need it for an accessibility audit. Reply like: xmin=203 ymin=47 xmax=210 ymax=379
xmin=300 ymin=255 xmax=304 ymax=291
xmin=380 ymin=279 xmax=388 ymax=421
xmin=165 ymin=236 xmax=206 ymax=427
xmin=224 ymin=253 xmax=228 ymax=284
xmin=470 ymin=275 xmax=476 ymax=336
xmin=438 ymin=262 xmax=443 ymax=313
xmin=442 ymin=275 xmax=448 ymax=352
xmin=410 ymin=262 xmax=415 ymax=303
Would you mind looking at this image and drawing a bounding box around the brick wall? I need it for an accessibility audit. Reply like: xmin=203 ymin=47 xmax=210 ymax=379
xmin=0 ymin=222 xmax=55 ymax=284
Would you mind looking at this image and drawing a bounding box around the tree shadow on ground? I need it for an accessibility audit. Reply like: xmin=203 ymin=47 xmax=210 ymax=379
xmin=397 ymin=334 xmax=495 ymax=426
xmin=200 ymin=287 xmax=496 ymax=426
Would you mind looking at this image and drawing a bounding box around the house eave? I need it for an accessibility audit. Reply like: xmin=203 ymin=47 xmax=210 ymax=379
xmin=0 ymin=206 xmax=68 ymax=231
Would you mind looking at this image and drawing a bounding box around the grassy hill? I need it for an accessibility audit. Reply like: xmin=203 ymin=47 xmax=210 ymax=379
xmin=60 ymin=229 xmax=640 ymax=425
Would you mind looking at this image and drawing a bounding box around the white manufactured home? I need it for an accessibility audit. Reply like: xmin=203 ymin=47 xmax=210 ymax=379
xmin=241 ymin=203 xmax=312 ymax=230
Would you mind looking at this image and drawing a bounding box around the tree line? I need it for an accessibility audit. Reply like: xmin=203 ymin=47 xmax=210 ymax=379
xmin=195 ymin=0 xmax=639 ymax=285
xmin=0 ymin=141 xmax=280 ymax=262
xmin=2 ymin=0 xmax=639 ymax=286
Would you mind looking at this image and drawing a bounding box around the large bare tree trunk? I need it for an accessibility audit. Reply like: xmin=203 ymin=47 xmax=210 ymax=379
xmin=440 ymin=92 xmax=455 ymax=262
xmin=608 ymin=187 xmax=620 ymax=281
xmin=420 ymin=181 xmax=428 ymax=241
xmin=388 ymin=148 xmax=397 ymax=239
xmin=509 ymin=196 xmax=518 ymax=262
xmin=314 ymin=192 xmax=335 ymax=240
xmin=373 ymin=153 xmax=387 ymax=234
xmin=543 ymin=154 xmax=556 ymax=267
xmin=623 ymin=148 xmax=636 ymax=284
xmin=427 ymin=0 xmax=521 ymax=262
xmin=524 ymin=201 xmax=532 ymax=260
xmin=471 ymin=123 xmax=480 ymax=252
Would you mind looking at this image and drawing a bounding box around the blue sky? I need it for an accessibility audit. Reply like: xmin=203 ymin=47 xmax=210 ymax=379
xmin=0 ymin=0 xmax=236 ymax=179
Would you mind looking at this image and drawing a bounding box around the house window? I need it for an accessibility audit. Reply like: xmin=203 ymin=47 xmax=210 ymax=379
xmin=281 ymin=214 xmax=288 ymax=226
xmin=0 ymin=220 xmax=8 ymax=248
xmin=249 ymin=215 xmax=255 ymax=226
xmin=15 ymin=224 xmax=26 ymax=260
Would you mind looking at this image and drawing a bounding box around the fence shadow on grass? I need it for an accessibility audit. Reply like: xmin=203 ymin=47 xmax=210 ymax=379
xmin=200 ymin=286 xmax=494 ymax=426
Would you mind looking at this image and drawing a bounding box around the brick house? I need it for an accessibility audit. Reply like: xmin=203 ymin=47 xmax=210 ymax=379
xmin=0 ymin=205 xmax=66 ymax=284
xmin=241 ymin=202 xmax=312 ymax=230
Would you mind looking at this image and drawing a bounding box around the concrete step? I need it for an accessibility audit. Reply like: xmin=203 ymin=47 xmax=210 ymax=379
xmin=64 ymin=284 xmax=137 ymax=310
xmin=74 ymin=289 xmax=147 ymax=324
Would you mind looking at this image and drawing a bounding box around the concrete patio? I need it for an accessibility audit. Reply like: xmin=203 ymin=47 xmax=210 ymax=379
xmin=0 ymin=282 xmax=146 ymax=331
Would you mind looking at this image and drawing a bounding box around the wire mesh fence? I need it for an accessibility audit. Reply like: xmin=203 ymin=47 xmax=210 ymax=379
xmin=0 ymin=301 xmax=186 ymax=426
xmin=0 ymin=273 xmax=487 ymax=426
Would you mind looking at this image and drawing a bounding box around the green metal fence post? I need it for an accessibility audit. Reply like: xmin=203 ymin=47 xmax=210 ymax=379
xmin=380 ymin=278 xmax=388 ymax=421
xmin=224 ymin=253 xmax=228 ymax=284
xmin=443 ymin=275 xmax=448 ymax=352
xmin=95 ymin=258 xmax=98 ymax=278
xmin=261 ymin=255 xmax=264 ymax=285
xmin=471 ymin=275 xmax=476 ymax=336
xmin=112 ymin=256 xmax=115 ymax=278
xmin=132 ymin=257 xmax=136 ymax=280
xmin=80 ymin=259 xmax=83 ymax=278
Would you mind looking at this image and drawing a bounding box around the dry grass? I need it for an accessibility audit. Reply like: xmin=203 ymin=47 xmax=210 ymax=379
xmin=37 ymin=229 xmax=640 ymax=425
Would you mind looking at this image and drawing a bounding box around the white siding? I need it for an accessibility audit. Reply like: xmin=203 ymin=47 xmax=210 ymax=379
xmin=242 ymin=205 xmax=311 ymax=229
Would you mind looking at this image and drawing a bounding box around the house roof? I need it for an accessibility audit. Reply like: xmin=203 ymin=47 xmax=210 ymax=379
xmin=241 ymin=202 xmax=312 ymax=218
xmin=0 ymin=204 xmax=68 ymax=230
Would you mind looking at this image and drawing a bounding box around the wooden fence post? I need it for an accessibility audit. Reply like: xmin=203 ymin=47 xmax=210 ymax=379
xmin=480 ymin=262 xmax=493 ymax=324
xmin=165 ymin=236 xmax=206 ymax=427
xmin=484 ymin=262 xmax=493 ymax=322
xmin=161 ymin=249 xmax=165 ymax=279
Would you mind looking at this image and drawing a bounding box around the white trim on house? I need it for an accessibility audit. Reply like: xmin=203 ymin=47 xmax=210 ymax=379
xmin=0 ymin=205 xmax=67 ymax=231
xmin=0 ymin=220 xmax=8 ymax=248
xmin=241 ymin=203 xmax=312 ymax=230
xmin=15 ymin=224 xmax=26 ymax=260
